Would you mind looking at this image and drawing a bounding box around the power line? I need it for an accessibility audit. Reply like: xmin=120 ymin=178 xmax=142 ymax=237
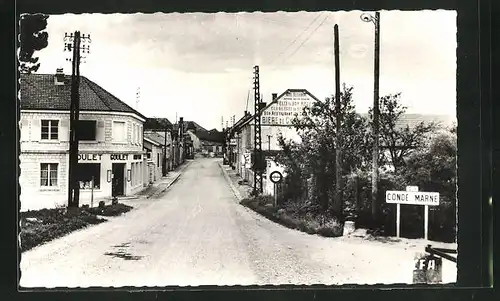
xmin=265 ymin=12 xmax=325 ymax=66
xmin=280 ymin=14 xmax=331 ymax=65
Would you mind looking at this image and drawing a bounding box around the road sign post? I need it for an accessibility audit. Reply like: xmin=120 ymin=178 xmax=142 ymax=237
xmin=269 ymin=171 xmax=283 ymax=207
xmin=386 ymin=186 xmax=439 ymax=240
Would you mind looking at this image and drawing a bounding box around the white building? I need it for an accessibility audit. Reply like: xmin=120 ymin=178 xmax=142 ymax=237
xmin=143 ymin=131 xmax=168 ymax=183
xmin=19 ymin=70 xmax=148 ymax=211
xmin=229 ymin=89 xmax=319 ymax=195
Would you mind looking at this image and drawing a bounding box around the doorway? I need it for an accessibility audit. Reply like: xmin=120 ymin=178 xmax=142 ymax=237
xmin=112 ymin=163 xmax=125 ymax=197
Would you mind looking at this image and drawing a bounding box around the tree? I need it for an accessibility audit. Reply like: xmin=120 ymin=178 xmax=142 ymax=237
xmin=399 ymin=129 xmax=457 ymax=241
xmin=276 ymin=85 xmax=371 ymax=216
xmin=369 ymin=93 xmax=438 ymax=172
xmin=18 ymin=13 xmax=49 ymax=74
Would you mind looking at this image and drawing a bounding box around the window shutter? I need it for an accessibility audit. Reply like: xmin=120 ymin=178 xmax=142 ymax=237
xmin=59 ymin=119 xmax=70 ymax=142
xmin=96 ymin=120 xmax=105 ymax=142
xmin=127 ymin=121 xmax=131 ymax=143
xmin=31 ymin=118 xmax=41 ymax=142
xmin=19 ymin=119 xmax=29 ymax=142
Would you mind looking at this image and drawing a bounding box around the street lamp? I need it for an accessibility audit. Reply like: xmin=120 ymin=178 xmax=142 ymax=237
xmin=360 ymin=12 xmax=381 ymax=221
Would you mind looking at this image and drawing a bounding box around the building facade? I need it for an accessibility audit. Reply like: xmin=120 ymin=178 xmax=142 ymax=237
xmin=227 ymin=89 xmax=319 ymax=195
xmin=19 ymin=71 xmax=148 ymax=211
xmin=143 ymin=131 xmax=166 ymax=183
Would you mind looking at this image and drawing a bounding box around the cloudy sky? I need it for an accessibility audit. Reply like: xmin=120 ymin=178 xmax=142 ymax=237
xmin=34 ymin=10 xmax=457 ymax=130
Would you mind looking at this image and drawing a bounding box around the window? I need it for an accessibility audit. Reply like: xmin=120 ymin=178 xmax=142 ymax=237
xmin=77 ymin=120 xmax=97 ymax=141
xmin=40 ymin=163 xmax=58 ymax=187
xmin=77 ymin=163 xmax=101 ymax=189
xmin=133 ymin=125 xmax=136 ymax=144
xmin=112 ymin=121 xmax=126 ymax=142
xmin=41 ymin=120 xmax=59 ymax=140
xmin=139 ymin=126 xmax=142 ymax=145
xmin=157 ymin=153 xmax=160 ymax=167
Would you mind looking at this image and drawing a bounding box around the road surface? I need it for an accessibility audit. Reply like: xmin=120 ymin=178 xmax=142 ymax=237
xmin=20 ymin=158 xmax=456 ymax=288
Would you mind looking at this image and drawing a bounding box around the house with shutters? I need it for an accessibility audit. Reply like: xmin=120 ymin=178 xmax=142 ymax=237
xmin=19 ymin=69 xmax=148 ymax=211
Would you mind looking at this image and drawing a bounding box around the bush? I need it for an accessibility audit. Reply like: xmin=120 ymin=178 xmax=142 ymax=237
xmin=20 ymin=208 xmax=106 ymax=252
xmin=342 ymin=144 xmax=457 ymax=243
xmin=241 ymin=196 xmax=343 ymax=237
xmin=84 ymin=203 xmax=133 ymax=217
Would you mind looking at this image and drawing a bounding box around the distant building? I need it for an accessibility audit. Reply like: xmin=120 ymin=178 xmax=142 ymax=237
xmin=143 ymin=131 xmax=167 ymax=183
xmin=19 ymin=69 xmax=148 ymax=211
xmin=228 ymin=89 xmax=319 ymax=192
xmin=143 ymin=117 xmax=174 ymax=172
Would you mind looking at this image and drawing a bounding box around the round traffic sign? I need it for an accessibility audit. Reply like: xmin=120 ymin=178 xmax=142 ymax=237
xmin=269 ymin=171 xmax=283 ymax=184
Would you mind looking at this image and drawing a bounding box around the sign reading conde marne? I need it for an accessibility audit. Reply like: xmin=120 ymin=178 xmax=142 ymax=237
xmin=386 ymin=190 xmax=440 ymax=206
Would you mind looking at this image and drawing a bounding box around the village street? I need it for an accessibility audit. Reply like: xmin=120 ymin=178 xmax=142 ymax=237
xmin=20 ymin=157 xmax=456 ymax=288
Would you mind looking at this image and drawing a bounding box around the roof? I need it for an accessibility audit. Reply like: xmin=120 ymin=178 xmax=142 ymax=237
xmin=227 ymin=112 xmax=253 ymax=137
xmin=359 ymin=113 xmax=455 ymax=129
xmin=194 ymin=129 xmax=225 ymax=143
xmin=143 ymin=131 xmax=166 ymax=146
xmin=20 ymin=73 xmax=147 ymax=121
xmin=144 ymin=117 xmax=173 ymax=130
xmin=173 ymin=120 xmax=207 ymax=133
xmin=237 ymin=89 xmax=320 ymax=129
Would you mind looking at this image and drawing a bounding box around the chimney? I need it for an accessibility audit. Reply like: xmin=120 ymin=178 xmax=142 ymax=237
xmin=272 ymin=93 xmax=278 ymax=100
xmin=54 ymin=68 xmax=65 ymax=85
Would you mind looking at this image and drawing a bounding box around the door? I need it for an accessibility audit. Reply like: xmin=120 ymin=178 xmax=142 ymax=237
xmin=112 ymin=163 xmax=125 ymax=196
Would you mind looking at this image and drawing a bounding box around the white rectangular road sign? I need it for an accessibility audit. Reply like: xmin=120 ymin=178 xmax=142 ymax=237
xmin=386 ymin=191 xmax=440 ymax=206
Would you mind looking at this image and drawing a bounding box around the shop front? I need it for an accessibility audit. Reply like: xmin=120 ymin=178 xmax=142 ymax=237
xmin=76 ymin=151 xmax=146 ymax=205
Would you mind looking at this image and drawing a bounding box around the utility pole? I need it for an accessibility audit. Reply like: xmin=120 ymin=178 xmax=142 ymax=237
xmin=64 ymin=31 xmax=91 ymax=209
xmin=361 ymin=12 xmax=381 ymax=221
xmin=163 ymin=121 xmax=168 ymax=176
xmin=334 ymin=24 xmax=343 ymax=216
xmin=135 ymin=87 xmax=141 ymax=110
xmin=253 ymin=65 xmax=263 ymax=195
xmin=179 ymin=117 xmax=184 ymax=163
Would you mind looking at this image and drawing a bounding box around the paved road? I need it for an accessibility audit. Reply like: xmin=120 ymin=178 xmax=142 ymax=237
xmin=20 ymin=158 xmax=456 ymax=288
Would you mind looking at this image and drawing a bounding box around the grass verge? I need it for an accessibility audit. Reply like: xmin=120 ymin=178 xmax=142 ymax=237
xmin=240 ymin=196 xmax=343 ymax=237
xmin=20 ymin=203 xmax=133 ymax=252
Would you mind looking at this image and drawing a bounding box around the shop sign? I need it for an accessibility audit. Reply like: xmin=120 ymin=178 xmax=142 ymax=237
xmin=110 ymin=154 xmax=129 ymax=161
xmin=78 ymin=153 xmax=103 ymax=161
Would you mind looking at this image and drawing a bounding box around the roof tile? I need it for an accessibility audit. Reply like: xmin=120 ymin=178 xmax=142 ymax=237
xmin=20 ymin=73 xmax=146 ymax=120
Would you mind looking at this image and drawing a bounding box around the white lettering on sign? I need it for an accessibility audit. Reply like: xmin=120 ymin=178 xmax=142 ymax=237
xmin=386 ymin=191 xmax=440 ymax=206
xmin=78 ymin=154 xmax=102 ymax=161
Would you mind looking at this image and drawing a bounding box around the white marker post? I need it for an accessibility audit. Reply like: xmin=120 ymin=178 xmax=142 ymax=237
xmin=386 ymin=187 xmax=439 ymax=240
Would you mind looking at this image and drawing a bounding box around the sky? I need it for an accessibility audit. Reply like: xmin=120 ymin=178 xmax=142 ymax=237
xmin=33 ymin=10 xmax=457 ymax=131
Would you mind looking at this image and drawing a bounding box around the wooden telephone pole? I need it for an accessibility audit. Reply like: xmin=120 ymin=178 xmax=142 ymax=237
xmin=334 ymin=24 xmax=343 ymax=216
xmin=64 ymin=31 xmax=91 ymax=209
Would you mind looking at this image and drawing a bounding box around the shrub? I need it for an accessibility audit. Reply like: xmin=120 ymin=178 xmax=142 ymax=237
xmin=241 ymin=196 xmax=343 ymax=238
xmin=84 ymin=203 xmax=133 ymax=217
xmin=20 ymin=208 xmax=106 ymax=252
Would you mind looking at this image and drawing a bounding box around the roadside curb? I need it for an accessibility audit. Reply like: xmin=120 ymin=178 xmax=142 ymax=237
xmin=218 ymin=162 xmax=243 ymax=202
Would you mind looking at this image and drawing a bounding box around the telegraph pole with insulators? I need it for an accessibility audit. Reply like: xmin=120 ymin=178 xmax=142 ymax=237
xmin=64 ymin=31 xmax=91 ymax=209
